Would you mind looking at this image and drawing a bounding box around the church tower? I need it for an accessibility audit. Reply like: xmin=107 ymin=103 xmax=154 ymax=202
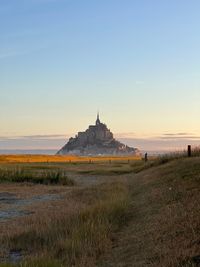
xmin=96 ymin=112 xmax=101 ymax=125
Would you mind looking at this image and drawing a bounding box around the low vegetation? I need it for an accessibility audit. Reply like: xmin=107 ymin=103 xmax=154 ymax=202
xmin=0 ymin=183 xmax=131 ymax=267
xmin=100 ymin=157 xmax=200 ymax=267
xmin=78 ymin=167 xmax=133 ymax=176
xmin=0 ymin=153 xmax=199 ymax=266
xmin=131 ymin=147 xmax=200 ymax=173
xmin=0 ymin=169 xmax=75 ymax=186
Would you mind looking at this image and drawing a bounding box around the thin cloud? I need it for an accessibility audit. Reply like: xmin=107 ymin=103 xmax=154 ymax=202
xmin=115 ymin=132 xmax=136 ymax=138
xmin=159 ymin=132 xmax=200 ymax=140
xmin=1 ymin=133 xmax=200 ymax=152
xmin=160 ymin=136 xmax=200 ymax=140
xmin=0 ymin=134 xmax=69 ymax=141
xmin=163 ymin=133 xmax=192 ymax=136
xmin=119 ymin=137 xmax=200 ymax=153
xmin=21 ymin=134 xmax=68 ymax=140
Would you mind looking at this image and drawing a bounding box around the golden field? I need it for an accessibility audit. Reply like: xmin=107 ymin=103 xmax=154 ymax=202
xmin=0 ymin=154 xmax=142 ymax=163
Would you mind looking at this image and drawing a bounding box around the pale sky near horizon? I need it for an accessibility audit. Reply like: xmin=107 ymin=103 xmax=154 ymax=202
xmin=1 ymin=0 xmax=200 ymax=151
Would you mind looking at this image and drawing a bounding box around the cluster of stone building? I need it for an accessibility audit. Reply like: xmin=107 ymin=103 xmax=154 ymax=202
xmin=57 ymin=114 xmax=138 ymax=156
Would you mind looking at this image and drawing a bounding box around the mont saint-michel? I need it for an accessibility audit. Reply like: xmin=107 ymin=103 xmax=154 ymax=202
xmin=57 ymin=114 xmax=139 ymax=156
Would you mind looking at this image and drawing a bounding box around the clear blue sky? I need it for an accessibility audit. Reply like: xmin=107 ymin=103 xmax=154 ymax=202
xmin=1 ymin=0 xmax=200 ymax=151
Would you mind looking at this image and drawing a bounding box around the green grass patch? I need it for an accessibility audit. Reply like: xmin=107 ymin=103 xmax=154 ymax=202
xmin=0 ymin=168 xmax=75 ymax=186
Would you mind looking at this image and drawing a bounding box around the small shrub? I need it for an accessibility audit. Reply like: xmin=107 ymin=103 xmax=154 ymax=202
xmin=59 ymin=176 xmax=75 ymax=186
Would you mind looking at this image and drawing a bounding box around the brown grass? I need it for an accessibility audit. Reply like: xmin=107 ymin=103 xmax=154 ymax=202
xmin=0 ymin=182 xmax=131 ymax=267
xmin=100 ymin=157 xmax=200 ymax=267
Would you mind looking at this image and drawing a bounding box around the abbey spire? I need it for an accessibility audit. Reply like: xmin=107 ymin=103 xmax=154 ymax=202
xmin=96 ymin=111 xmax=101 ymax=125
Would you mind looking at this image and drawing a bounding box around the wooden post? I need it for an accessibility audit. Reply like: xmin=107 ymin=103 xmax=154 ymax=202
xmin=144 ymin=152 xmax=148 ymax=162
xmin=188 ymin=145 xmax=191 ymax=157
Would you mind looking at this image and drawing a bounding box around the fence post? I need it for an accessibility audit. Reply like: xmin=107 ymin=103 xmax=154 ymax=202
xmin=144 ymin=152 xmax=148 ymax=162
xmin=188 ymin=145 xmax=191 ymax=157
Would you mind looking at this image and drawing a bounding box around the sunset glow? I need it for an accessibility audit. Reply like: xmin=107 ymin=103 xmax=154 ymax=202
xmin=1 ymin=1 xmax=200 ymax=152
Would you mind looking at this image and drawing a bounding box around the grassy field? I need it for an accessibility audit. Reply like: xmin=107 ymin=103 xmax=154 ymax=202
xmin=0 ymin=154 xmax=141 ymax=164
xmin=0 ymin=154 xmax=199 ymax=266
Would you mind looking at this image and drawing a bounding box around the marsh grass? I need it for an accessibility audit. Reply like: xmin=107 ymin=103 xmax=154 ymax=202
xmin=1 ymin=183 xmax=130 ymax=267
xmin=0 ymin=168 xmax=75 ymax=186
xmin=78 ymin=168 xmax=133 ymax=176
xmin=1 ymin=154 xmax=200 ymax=267
xmin=153 ymin=147 xmax=200 ymax=165
xmin=130 ymin=148 xmax=200 ymax=173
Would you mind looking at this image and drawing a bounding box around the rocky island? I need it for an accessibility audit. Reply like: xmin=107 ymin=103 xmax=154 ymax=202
xmin=57 ymin=114 xmax=139 ymax=156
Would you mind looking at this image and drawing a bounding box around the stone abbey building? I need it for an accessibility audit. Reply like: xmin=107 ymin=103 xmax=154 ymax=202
xmin=57 ymin=114 xmax=138 ymax=155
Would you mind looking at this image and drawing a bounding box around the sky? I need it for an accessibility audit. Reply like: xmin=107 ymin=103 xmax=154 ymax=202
xmin=1 ymin=0 xmax=200 ymax=152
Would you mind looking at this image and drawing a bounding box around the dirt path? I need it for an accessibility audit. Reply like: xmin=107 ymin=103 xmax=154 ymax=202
xmin=99 ymin=170 xmax=159 ymax=267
